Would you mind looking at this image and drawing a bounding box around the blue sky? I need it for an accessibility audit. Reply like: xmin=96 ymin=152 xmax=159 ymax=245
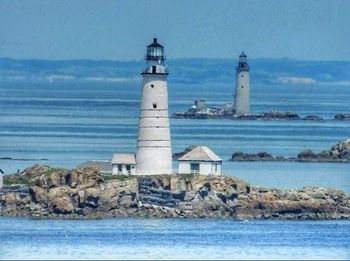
xmin=0 ymin=0 xmax=349 ymax=60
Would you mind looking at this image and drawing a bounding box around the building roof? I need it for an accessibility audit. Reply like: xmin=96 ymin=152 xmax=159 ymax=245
xmin=77 ymin=160 xmax=112 ymax=173
xmin=178 ymin=146 xmax=222 ymax=162
xmin=111 ymin=153 xmax=136 ymax=165
xmin=147 ymin=38 xmax=163 ymax=48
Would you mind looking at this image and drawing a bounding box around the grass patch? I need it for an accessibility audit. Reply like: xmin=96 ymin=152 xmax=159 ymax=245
xmin=101 ymin=174 xmax=135 ymax=182
xmin=175 ymin=173 xmax=196 ymax=179
xmin=41 ymin=167 xmax=66 ymax=177
xmin=3 ymin=166 xmax=66 ymax=186
xmin=3 ymin=174 xmax=35 ymax=186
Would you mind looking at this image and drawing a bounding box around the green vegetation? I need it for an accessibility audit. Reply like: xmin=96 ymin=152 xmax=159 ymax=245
xmin=3 ymin=166 xmax=66 ymax=186
xmin=101 ymin=174 xmax=135 ymax=182
xmin=175 ymin=173 xmax=196 ymax=179
xmin=3 ymin=174 xmax=35 ymax=186
xmin=41 ymin=167 xmax=66 ymax=177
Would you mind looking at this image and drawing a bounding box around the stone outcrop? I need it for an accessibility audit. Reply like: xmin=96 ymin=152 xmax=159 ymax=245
xmin=172 ymin=109 xmax=319 ymax=120
xmin=231 ymin=139 xmax=350 ymax=163
xmin=172 ymin=100 xmax=324 ymax=121
xmin=0 ymin=164 xmax=349 ymax=220
xmin=335 ymin=113 xmax=350 ymax=120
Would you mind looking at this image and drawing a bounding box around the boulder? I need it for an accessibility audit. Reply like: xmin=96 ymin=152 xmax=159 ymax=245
xmin=297 ymin=149 xmax=316 ymax=159
xmin=335 ymin=113 xmax=350 ymax=120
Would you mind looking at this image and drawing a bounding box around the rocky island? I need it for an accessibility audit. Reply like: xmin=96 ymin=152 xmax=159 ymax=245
xmin=335 ymin=113 xmax=350 ymax=120
xmin=231 ymin=139 xmax=350 ymax=163
xmin=1 ymin=164 xmax=349 ymax=220
xmin=172 ymin=99 xmax=324 ymax=121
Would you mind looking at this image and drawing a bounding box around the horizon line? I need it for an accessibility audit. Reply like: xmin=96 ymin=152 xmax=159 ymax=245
xmin=1 ymin=56 xmax=350 ymax=63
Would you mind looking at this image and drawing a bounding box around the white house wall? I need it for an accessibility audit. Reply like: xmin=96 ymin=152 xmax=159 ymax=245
xmin=178 ymin=162 xmax=190 ymax=174
xmin=112 ymin=164 xmax=136 ymax=175
xmin=178 ymin=161 xmax=222 ymax=175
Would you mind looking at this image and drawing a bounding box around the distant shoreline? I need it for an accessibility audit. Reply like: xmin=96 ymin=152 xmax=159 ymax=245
xmin=0 ymin=157 xmax=48 ymax=161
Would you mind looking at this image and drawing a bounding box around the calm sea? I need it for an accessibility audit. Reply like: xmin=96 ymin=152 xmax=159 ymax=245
xmin=0 ymin=80 xmax=349 ymax=192
xmin=0 ymin=217 xmax=349 ymax=259
xmin=0 ymin=80 xmax=350 ymax=259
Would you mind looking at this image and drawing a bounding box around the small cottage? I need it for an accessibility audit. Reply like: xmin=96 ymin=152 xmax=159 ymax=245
xmin=111 ymin=153 xmax=136 ymax=175
xmin=177 ymin=146 xmax=222 ymax=175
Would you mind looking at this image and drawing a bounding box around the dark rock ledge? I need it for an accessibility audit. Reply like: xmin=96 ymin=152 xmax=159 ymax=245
xmin=0 ymin=164 xmax=349 ymax=220
xmin=231 ymin=139 xmax=350 ymax=163
xmin=335 ymin=113 xmax=350 ymax=120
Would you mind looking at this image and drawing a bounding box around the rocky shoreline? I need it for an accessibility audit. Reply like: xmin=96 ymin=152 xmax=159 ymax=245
xmin=171 ymin=99 xmax=350 ymax=121
xmin=1 ymin=164 xmax=349 ymax=220
xmin=231 ymin=139 xmax=350 ymax=163
xmin=172 ymin=109 xmax=323 ymax=121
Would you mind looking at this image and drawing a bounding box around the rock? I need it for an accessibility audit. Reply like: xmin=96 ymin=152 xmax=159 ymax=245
xmin=47 ymin=187 xmax=74 ymax=214
xmin=231 ymin=152 xmax=276 ymax=161
xmin=297 ymin=149 xmax=316 ymax=159
xmin=29 ymin=186 xmax=47 ymax=204
xmin=230 ymin=139 xmax=350 ymax=163
xmin=335 ymin=113 xmax=350 ymax=120
xmin=303 ymin=115 xmax=323 ymax=120
xmin=256 ymin=152 xmax=274 ymax=160
xmin=0 ymin=184 xmax=30 ymax=194
xmin=22 ymin=164 xmax=51 ymax=177
xmin=0 ymin=165 xmax=349 ymax=220
xmin=172 ymin=102 xmax=308 ymax=121
xmin=85 ymin=195 xmax=99 ymax=208
xmin=231 ymin=152 xmax=247 ymax=161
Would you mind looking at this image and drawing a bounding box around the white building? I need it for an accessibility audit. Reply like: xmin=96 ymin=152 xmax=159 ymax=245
xmin=111 ymin=153 xmax=136 ymax=175
xmin=136 ymin=38 xmax=173 ymax=175
xmin=234 ymin=52 xmax=250 ymax=116
xmin=178 ymin=146 xmax=222 ymax=175
xmin=0 ymin=173 xmax=3 ymax=189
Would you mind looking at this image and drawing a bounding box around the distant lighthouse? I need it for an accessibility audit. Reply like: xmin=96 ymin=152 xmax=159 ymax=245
xmin=234 ymin=52 xmax=250 ymax=115
xmin=136 ymin=38 xmax=173 ymax=175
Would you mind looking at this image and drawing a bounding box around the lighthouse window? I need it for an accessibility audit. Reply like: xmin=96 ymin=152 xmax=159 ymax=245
xmin=241 ymin=86 xmax=244 ymax=89
xmin=241 ymin=75 xmax=244 ymax=77
xmin=151 ymin=84 xmax=154 ymax=88
xmin=153 ymin=103 xmax=157 ymax=109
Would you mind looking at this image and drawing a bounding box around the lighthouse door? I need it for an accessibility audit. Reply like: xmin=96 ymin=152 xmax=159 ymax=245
xmin=152 ymin=66 xmax=156 ymax=73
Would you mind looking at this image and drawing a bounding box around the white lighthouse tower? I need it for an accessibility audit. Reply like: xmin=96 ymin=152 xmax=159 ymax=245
xmin=136 ymin=38 xmax=173 ymax=175
xmin=234 ymin=52 xmax=250 ymax=116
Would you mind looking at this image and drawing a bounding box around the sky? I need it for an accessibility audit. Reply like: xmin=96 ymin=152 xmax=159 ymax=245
xmin=0 ymin=0 xmax=349 ymax=61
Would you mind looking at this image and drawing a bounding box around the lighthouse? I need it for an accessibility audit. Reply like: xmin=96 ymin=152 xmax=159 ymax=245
xmin=234 ymin=52 xmax=250 ymax=115
xmin=136 ymin=38 xmax=173 ymax=175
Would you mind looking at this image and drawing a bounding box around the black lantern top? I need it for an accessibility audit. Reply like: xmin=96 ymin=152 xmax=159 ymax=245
xmin=236 ymin=51 xmax=249 ymax=71
xmin=146 ymin=38 xmax=165 ymax=61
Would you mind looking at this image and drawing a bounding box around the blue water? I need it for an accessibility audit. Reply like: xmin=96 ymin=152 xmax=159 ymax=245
xmin=0 ymin=80 xmax=350 ymax=259
xmin=0 ymin=80 xmax=349 ymax=192
xmin=0 ymin=217 xmax=349 ymax=259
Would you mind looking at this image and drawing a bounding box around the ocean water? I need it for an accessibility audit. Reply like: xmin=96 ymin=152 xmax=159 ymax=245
xmin=0 ymin=80 xmax=350 ymax=259
xmin=0 ymin=217 xmax=349 ymax=259
xmin=0 ymin=80 xmax=349 ymax=192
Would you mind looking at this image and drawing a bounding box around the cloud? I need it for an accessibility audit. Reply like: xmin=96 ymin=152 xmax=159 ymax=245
xmin=277 ymin=76 xmax=316 ymax=84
